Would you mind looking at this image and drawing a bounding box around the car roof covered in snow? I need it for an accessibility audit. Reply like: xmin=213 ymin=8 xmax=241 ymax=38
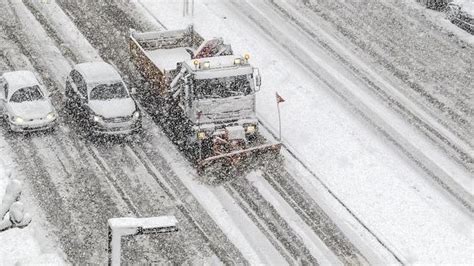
xmin=74 ymin=62 xmax=123 ymax=84
xmin=2 ymin=71 xmax=40 ymax=91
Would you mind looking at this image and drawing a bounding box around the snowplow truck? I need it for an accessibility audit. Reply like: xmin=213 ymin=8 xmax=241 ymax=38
xmin=129 ymin=25 xmax=281 ymax=170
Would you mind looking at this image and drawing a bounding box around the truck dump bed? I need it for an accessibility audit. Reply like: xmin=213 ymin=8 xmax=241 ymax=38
xmin=129 ymin=26 xmax=204 ymax=93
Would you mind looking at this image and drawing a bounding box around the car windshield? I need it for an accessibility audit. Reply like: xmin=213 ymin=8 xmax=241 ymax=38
xmin=194 ymin=75 xmax=252 ymax=99
xmin=89 ymin=82 xmax=129 ymax=100
xmin=9 ymin=85 xmax=44 ymax=103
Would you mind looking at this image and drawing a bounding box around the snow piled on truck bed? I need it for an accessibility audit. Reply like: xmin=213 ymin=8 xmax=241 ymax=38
xmin=147 ymin=47 xmax=191 ymax=71
xmin=138 ymin=0 xmax=473 ymax=264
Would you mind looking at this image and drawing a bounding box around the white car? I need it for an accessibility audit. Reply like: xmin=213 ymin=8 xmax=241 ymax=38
xmin=0 ymin=71 xmax=57 ymax=132
xmin=65 ymin=62 xmax=141 ymax=135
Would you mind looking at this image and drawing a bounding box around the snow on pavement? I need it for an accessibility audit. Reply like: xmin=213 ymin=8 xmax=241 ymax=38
xmin=246 ymin=171 xmax=343 ymax=266
xmin=138 ymin=0 xmax=474 ymax=263
xmin=10 ymin=1 xmax=287 ymax=263
xmin=0 ymin=134 xmax=65 ymax=265
xmin=141 ymin=120 xmax=288 ymax=265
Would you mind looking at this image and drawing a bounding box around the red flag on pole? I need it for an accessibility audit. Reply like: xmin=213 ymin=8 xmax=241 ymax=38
xmin=276 ymin=92 xmax=285 ymax=104
xmin=196 ymin=110 xmax=203 ymax=120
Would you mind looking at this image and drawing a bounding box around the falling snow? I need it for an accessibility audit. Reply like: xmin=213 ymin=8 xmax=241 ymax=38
xmin=0 ymin=0 xmax=472 ymax=265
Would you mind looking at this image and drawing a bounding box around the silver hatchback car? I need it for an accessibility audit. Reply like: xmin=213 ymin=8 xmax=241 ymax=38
xmin=65 ymin=62 xmax=141 ymax=135
xmin=0 ymin=71 xmax=57 ymax=132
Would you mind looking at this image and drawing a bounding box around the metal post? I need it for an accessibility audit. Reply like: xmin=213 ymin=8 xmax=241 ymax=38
xmin=183 ymin=0 xmax=194 ymax=17
xmin=198 ymin=127 xmax=202 ymax=161
xmin=197 ymin=111 xmax=202 ymax=161
xmin=107 ymin=217 xmax=178 ymax=266
xmin=107 ymin=224 xmax=113 ymax=266
xmin=183 ymin=0 xmax=187 ymax=17
xmin=277 ymin=102 xmax=282 ymax=141
xmin=199 ymin=140 xmax=202 ymax=162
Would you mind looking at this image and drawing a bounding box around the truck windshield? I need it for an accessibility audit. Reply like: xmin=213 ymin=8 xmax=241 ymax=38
xmin=90 ymin=82 xmax=129 ymax=100
xmin=194 ymin=75 xmax=252 ymax=99
xmin=9 ymin=85 xmax=44 ymax=103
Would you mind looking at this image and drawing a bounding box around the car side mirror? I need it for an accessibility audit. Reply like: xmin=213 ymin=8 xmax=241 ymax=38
xmin=79 ymin=93 xmax=87 ymax=102
xmin=131 ymin=87 xmax=137 ymax=95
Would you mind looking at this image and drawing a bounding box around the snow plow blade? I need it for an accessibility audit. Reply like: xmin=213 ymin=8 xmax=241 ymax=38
xmin=197 ymin=142 xmax=282 ymax=171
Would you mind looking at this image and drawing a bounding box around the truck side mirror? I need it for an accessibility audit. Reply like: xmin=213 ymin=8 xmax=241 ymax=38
xmin=255 ymin=74 xmax=262 ymax=91
xmin=185 ymin=48 xmax=194 ymax=58
xmin=253 ymin=68 xmax=261 ymax=92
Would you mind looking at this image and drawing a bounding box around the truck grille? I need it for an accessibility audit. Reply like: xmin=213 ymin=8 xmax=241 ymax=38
xmin=105 ymin=116 xmax=130 ymax=123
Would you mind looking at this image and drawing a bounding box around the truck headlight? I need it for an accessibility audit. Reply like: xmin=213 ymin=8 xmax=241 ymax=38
xmin=93 ymin=115 xmax=103 ymax=123
xmin=202 ymin=61 xmax=210 ymax=69
xmin=245 ymin=125 xmax=256 ymax=134
xmin=13 ymin=116 xmax=24 ymax=124
xmin=133 ymin=111 xmax=140 ymax=119
xmin=46 ymin=112 xmax=56 ymax=120
xmin=197 ymin=131 xmax=206 ymax=140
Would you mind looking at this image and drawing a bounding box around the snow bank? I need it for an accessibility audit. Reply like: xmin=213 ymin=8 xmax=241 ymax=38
xmin=0 ymin=138 xmax=65 ymax=265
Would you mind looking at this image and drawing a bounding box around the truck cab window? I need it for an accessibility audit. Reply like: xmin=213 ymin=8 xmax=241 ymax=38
xmin=195 ymin=75 xmax=252 ymax=99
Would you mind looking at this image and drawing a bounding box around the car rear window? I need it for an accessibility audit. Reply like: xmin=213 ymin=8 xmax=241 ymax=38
xmin=10 ymin=85 xmax=44 ymax=103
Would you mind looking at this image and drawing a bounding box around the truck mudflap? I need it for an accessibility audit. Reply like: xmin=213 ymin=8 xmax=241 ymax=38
xmin=197 ymin=142 xmax=282 ymax=172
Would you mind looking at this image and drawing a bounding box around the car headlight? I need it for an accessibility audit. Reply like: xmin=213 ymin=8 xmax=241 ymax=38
xmin=245 ymin=125 xmax=256 ymax=134
xmin=46 ymin=112 xmax=56 ymax=120
xmin=92 ymin=115 xmax=103 ymax=123
xmin=133 ymin=111 xmax=140 ymax=119
xmin=197 ymin=131 xmax=206 ymax=140
xmin=13 ymin=116 xmax=24 ymax=124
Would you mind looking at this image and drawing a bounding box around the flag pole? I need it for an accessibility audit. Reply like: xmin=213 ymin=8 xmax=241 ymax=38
xmin=276 ymin=92 xmax=285 ymax=141
xmin=277 ymin=101 xmax=282 ymax=141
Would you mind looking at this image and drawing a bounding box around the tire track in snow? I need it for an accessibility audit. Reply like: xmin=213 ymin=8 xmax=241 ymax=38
xmin=21 ymin=0 xmax=244 ymax=263
xmin=99 ymin=0 xmax=378 ymax=264
xmin=1 ymin=1 xmax=190 ymax=262
xmin=0 ymin=30 xmax=126 ymax=263
xmin=261 ymin=166 xmax=362 ymax=263
xmin=51 ymin=0 xmax=372 ymax=262
xmin=224 ymin=177 xmax=318 ymax=264
xmin=274 ymin=0 xmax=473 ymax=159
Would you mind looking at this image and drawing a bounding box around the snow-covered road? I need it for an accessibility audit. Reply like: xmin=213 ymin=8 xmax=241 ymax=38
xmin=137 ymin=0 xmax=473 ymax=263
xmin=1 ymin=0 xmax=371 ymax=264
xmin=0 ymin=0 xmax=472 ymax=264
xmin=0 ymin=0 xmax=241 ymax=263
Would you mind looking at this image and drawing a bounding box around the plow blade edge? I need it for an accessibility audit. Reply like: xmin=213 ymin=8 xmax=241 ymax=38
xmin=197 ymin=142 xmax=282 ymax=170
